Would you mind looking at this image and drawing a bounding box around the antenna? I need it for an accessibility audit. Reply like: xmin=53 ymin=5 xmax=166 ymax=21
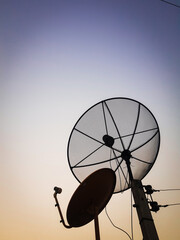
xmin=67 ymin=97 xmax=160 ymax=240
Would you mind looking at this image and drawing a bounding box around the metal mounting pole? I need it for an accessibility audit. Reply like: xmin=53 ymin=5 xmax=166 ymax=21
xmin=122 ymin=150 xmax=159 ymax=240
xmin=131 ymin=180 xmax=159 ymax=240
xmin=94 ymin=214 xmax=100 ymax=240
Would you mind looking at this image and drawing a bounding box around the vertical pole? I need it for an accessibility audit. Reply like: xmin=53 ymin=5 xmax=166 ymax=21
xmin=94 ymin=211 xmax=100 ymax=240
xmin=131 ymin=180 xmax=159 ymax=240
xmin=122 ymin=151 xmax=159 ymax=240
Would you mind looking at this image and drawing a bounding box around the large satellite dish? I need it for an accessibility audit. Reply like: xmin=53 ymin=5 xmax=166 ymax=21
xmin=67 ymin=97 xmax=160 ymax=193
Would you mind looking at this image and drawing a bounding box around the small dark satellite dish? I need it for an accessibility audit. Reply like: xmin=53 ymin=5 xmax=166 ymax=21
xmin=54 ymin=168 xmax=116 ymax=240
xmin=67 ymin=168 xmax=116 ymax=227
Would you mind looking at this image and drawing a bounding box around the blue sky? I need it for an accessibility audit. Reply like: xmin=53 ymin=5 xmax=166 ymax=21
xmin=1 ymin=1 xmax=180 ymax=239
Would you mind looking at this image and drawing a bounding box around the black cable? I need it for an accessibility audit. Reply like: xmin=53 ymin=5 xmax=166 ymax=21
xmin=155 ymin=188 xmax=180 ymax=192
xmin=160 ymin=203 xmax=180 ymax=207
xmin=160 ymin=0 xmax=180 ymax=8
xmin=130 ymin=189 xmax=134 ymax=240
xmin=105 ymin=207 xmax=132 ymax=240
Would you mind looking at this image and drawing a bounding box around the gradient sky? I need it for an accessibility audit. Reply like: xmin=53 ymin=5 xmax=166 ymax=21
xmin=1 ymin=0 xmax=180 ymax=239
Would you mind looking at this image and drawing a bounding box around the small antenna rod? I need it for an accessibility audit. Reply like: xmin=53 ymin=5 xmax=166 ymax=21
xmin=53 ymin=187 xmax=72 ymax=229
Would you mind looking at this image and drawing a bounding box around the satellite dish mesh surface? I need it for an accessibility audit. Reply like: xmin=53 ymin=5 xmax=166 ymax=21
xmin=67 ymin=97 xmax=160 ymax=193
